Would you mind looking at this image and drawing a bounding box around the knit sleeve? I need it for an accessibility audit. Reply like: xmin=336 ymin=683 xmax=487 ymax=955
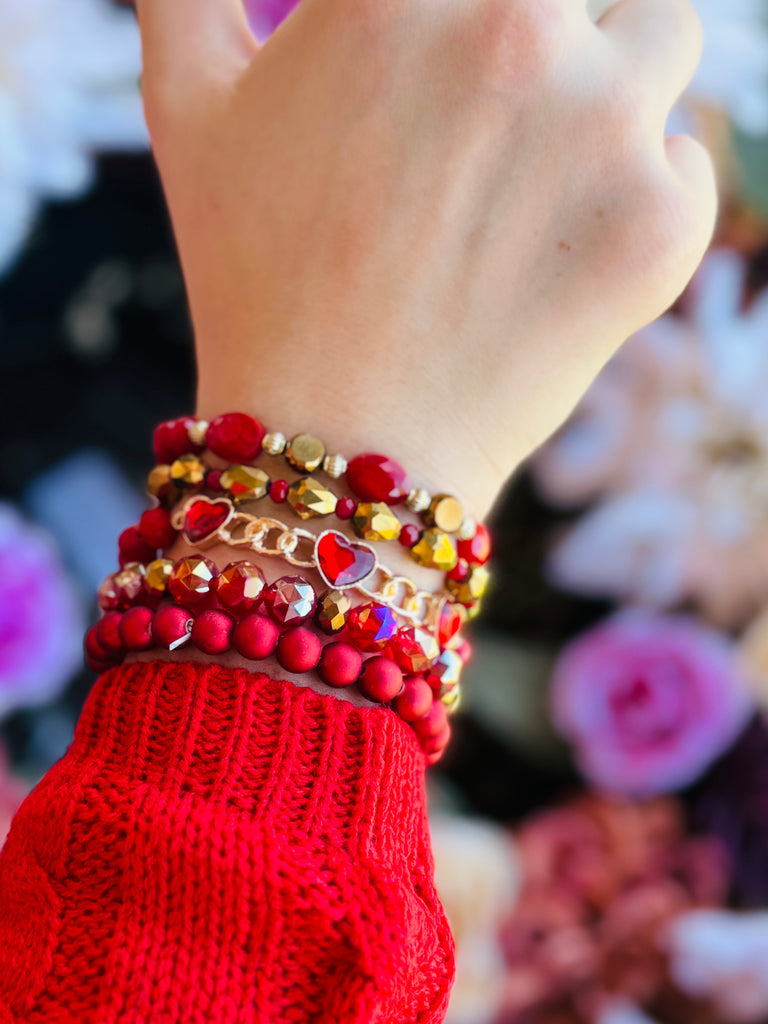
xmin=0 ymin=660 xmax=454 ymax=1024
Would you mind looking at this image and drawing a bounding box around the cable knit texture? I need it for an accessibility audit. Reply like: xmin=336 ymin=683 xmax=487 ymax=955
xmin=0 ymin=661 xmax=455 ymax=1023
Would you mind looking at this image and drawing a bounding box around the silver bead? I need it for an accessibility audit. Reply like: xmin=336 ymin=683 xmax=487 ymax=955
xmin=188 ymin=420 xmax=209 ymax=447
xmin=458 ymin=517 xmax=477 ymax=541
xmin=323 ymin=453 xmax=348 ymax=479
xmin=263 ymin=432 xmax=287 ymax=456
xmin=406 ymin=487 xmax=430 ymax=513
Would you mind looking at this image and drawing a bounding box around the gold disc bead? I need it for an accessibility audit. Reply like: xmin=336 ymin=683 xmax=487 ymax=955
xmin=352 ymin=502 xmax=402 ymax=542
xmin=323 ymin=453 xmax=348 ymax=479
xmin=286 ymin=433 xmax=326 ymax=473
xmin=287 ymin=477 xmax=338 ymax=519
xmin=406 ymin=488 xmax=430 ymax=514
xmin=447 ymin=565 xmax=491 ymax=605
xmin=262 ymin=432 xmax=287 ymax=456
xmin=170 ymin=454 xmax=206 ymax=488
xmin=425 ymin=494 xmax=464 ymax=534
xmin=410 ymin=528 xmax=459 ymax=572
xmin=220 ymin=465 xmax=270 ymax=504
xmin=144 ymin=558 xmax=174 ymax=596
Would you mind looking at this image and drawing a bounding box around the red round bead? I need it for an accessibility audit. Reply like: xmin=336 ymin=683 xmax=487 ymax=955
xmin=398 ymin=524 xmax=421 ymax=549
xmin=413 ymin=699 xmax=449 ymax=740
xmin=232 ymin=614 xmax=279 ymax=660
xmin=119 ymin=606 xmax=155 ymax=651
xmin=317 ymin=642 xmax=363 ymax=688
xmin=215 ymin=561 xmax=266 ymax=616
xmin=154 ymin=416 xmax=198 ymax=464
xmin=447 ymin=558 xmax=470 ymax=583
xmin=457 ymin=523 xmax=491 ymax=566
xmin=151 ymin=605 xmax=193 ymax=650
xmin=335 ymin=497 xmax=357 ymax=520
xmin=138 ymin=508 xmax=177 ymax=550
xmin=191 ymin=609 xmax=234 ymax=655
xmin=205 ymin=412 xmax=266 ymax=463
xmin=420 ymin=723 xmax=451 ymax=756
xmin=358 ymin=656 xmax=404 ymax=703
xmin=346 ymin=453 xmax=411 ymax=505
xmin=206 ymin=469 xmax=223 ymax=491
xmin=84 ymin=626 xmax=118 ymax=670
xmin=392 ymin=676 xmax=434 ymax=722
xmin=95 ymin=612 xmax=125 ymax=655
xmin=269 ymin=479 xmax=289 ymax=504
xmin=118 ymin=526 xmax=156 ymax=566
xmin=346 ymin=603 xmax=397 ymax=652
xmin=277 ymin=626 xmax=322 ymax=674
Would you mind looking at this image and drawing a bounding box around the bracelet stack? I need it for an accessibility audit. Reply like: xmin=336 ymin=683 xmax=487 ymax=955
xmin=85 ymin=412 xmax=492 ymax=764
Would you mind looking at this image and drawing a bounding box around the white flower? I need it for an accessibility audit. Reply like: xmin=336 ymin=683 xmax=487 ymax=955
xmin=0 ymin=0 xmax=146 ymax=276
xmin=534 ymin=250 xmax=768 ymax=629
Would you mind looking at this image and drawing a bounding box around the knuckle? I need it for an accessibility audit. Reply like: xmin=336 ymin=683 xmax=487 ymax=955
xmin=665 ymin=0 xmax=703 ymax=63
xmin=471 ymin=0 xmax=567 ymax=86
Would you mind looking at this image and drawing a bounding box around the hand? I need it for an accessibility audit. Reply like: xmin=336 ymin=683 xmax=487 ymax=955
xmin=135 ymin=0 xmax=715 ymax=518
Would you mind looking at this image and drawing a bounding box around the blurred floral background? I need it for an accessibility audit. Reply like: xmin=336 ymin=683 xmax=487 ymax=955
xmin=2 ymin=1 xmax=768 ymax=1022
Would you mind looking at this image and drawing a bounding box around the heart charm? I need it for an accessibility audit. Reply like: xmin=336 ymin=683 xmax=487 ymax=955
xmin=182 ymin=497 xmax=235 ymax=546
xmin=316 ymin=531 xmax=377 ymax=588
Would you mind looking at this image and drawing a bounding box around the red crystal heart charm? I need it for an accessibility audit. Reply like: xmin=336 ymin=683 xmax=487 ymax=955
xmin=316 ymin=531 xmax=377 ymax=588
xmin=182 ymin=497 xmax=234 ymax=546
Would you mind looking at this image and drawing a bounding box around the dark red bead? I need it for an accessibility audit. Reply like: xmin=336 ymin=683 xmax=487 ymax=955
xmin=346 ymin=603 xmax=397 ymax=652
xmin=118 ymin=526 xmax=156 ymax=566
xmin=398 ymin=524 xmax=421 ymax=549
xmin=232 ymin=614 xmax=279 ymax=660
xmin=335 ymin=497 xmax=357 ymax=520
xmin=119 ymin=606 xmax=155 ymax=651
xmin=215 ymin=561 xmax=266 ymax=616
xmin=358 ymin=656 xmax=404 ymax=703
xmin=168 ymin=556 xmax=218 ymax=609
xmin=457 ymin=523 xmax=491 ymax=566
xmin=413 ymin=700 xmax=448 ymax=740
xmin=206 ymin=412 xmax=265 ymax=463
xmin=138 ymin=508 xmax=177 ymax=550
xmin=151 ymin=605 xmax=193 ymax=650
xmin=269 ymin=479 xmax=289 ymax=504
xmin=191 ymin=609 xmax=234 ymax=655
xmin=262 ymin=576 xmax=316 ymax=625
xmin=206 ymin=469 xmax=223 ymax=491
xmin=277 ymin=626 xmax=322 ymax=673
xmin=317 ymin=642 xmax=363 ymax=687
xmin=346 ymin=453 xmax=411 ymax=505
xmin=447 ymin=558 xmax=470 ymax=583
xmin=154 ymin=416 xmax=198 ymax=464
xmin=392 ymin=676 xmax=433 ymax=722
xmin=84 ymin=626 xmax=119 ymax=671
xmin=95 ymin=612 xmax=125 ymax=655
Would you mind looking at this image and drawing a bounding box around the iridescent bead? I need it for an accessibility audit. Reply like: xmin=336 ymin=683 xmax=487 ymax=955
xmin=287 ymin=477 xmax=337 ymax=519
xmin=262 ymin=575 xmax=316 ymax=625
xmin=352 ymin=502 xmax=402 ymax=542
xmin=144 ymin=558 xmax=174 ymax=596
xmin=286 ymin=433 xmax=326 ymax=472
xmin=114 ymin=563 xmax=145 ymax=608
xmin=391 ymin=626 xmax=440 ymax=674
xmin=409 ymin=529 xmax=459 ymax=572
xmin=220 ymin=465 xmax=270 ymax=504
xmin=170 ymin=454 xmax=206 ymax=488
xmin=315 ymin=589 xmax=351 ymax=635
xmin=215 ymin=561 xmax=266 ymax=616
xmin=447 ymin=565 xmax=491 ymax=604
xmin=425 ymin=494 xmax=464 ymax=534
xmin=346 ymin=602 xmax=397 ymax=653
xmin=425 ymin=649 xmax=463 ymax=696
xmin=168 ymin=556 xmax=218 ymax=609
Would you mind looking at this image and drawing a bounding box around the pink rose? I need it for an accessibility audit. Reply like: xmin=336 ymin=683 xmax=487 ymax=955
xmin=552 ymin=612 xmax=753 ymax=796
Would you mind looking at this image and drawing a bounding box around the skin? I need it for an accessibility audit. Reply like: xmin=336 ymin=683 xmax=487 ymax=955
xmin=130 ymin=0 xmax=717 ymax=700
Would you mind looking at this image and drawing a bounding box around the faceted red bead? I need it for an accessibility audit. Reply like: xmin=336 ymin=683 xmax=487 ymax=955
xmin=95 ymin=612 xmax=125 ymax=655
xmin=232 ymin=614 xmax=279 ymax=660
xmin=97 ymin=574 xmax=120 ymax=612
xmin=118 ymin=526 xmax=156 ymax=566
xmin=151 ymin=605 xmax=193 ymax=650
xmin=346 ymin=453 xmax=410 ymax=505
xmin=392 ymin=676 xmax=434 ymax=723
xmin=262 ymin=576 xmax=316 ymax=625
xmin=457 ymin=522 xmax=491 ymax=566
xmin=438 ymin=602 xmax=467 ymax=646
xmin=215 ymin=561 xmax=266 ymax=616
xmin=269 ymin=479 xmax=289 ymax=504
xmin=335 ymin=497 xmax=357 ymax=520
xmin=206 ymin=412 xmax=265 ymax=463
xmin=154 ymin=416 xmax=198 ymax=464
xmin=391 ymin=626 xmax=439 ymax=674
xmin=345 ymin=603 xmax=397 ymax=653
xmin=277 ymin=627 xmax=322 ymax=673
xmin=191 ymin=610 xmax=234 ymax=655
xmin=318 ymin=642 xmax=363 ymax=687
xmin=358 ymin=656 xmax=404 ymax=703
xmin=398 ymin=523 xmax=421 ymax=549
xmin=138 ymin=508 xmax=177 ymax=550
xmin=114 ymin=564 xmax=145 ymax=608
xmin=168 ymin=556 xmax=218 ymax=609
xmin=119 ymin=606 xmax=154 ymax=651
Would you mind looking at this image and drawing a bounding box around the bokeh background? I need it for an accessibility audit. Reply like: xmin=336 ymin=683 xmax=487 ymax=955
xmin=2 ymin=2 xmax=768 ymax=1023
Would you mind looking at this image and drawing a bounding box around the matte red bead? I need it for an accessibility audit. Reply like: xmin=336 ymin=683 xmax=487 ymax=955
xmin=398 ymin=524 xmax=421 ymax=548
xmin=215 ymin=561 xmax=266 ymax=616
xmin=232 ymin=614 xmax=280 ymax=660
xmin=118 ymin=526 xmax=156 ymax=566
xmin=84 ymin=626 xmax=118 ymax=670
xmin=277 ymin=626 xmax=323 ymax=673
xmin=358 ymin=656 xmax=404 ymax=703
xmin=119 ymin=606 xmax=154 ymax=651
xmin=269 ymin=479 xmax=289 ymax=504
xmin=154 ymin=416 xmax=198 ymax=464
xmin=95 ymin=612 xmax=125 ymax=655
xmin=138 ymin=508 xmax=177 ymax=550
xmin=151 ymin=605 xmax=193 ymax=650
xmin=317 ymin=642 xmax=363 ymax=687
xmin=206 ymin=412 xmax=265 ymax=463
xmin=335 ymin=497 xmax=357 ymax=520
xmin=346 ymin=603 xmax=397 ymax=653
xmin=413 ymin=700 xmax=449 ymax=740
xmin=346 ymin=454 xmax=410 ymax=505
xmin=422 ymin=724 xmax=451 ymax=759
xmin=457 ymin=523 xmax=491 ymax=566
xmin=191 ymin=609 xmax=234 ymax=655
xmin=392 ymin=676 xmax=434 ymax=723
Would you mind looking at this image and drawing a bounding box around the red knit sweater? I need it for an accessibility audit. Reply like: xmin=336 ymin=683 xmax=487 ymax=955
xmin=0 ymin=660 xmax=455 ymax=1023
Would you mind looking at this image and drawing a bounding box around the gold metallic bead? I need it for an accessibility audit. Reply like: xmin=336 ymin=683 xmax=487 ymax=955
xmin=447 ymin=565 xmax=491 ymax=605
xmin=262 ymin=432 xmax=287 ymax=456
xmin=441 ymin=683 xmax=462 ymax=712
xmin=323 ymin=453 xmax=348 ymax=479
xmin=170 ymin=454 xmax=206 ymax=488
xmin=352 ymin=502 xmax=402 ymax=542
xmin=188 ymin=419 xmax=209 ymax=447
xmin=286 ymin=433 xmax=326 ymax=473
xmin=316 ymin=589 xmax=351 ymax=634
xmin=147 ymin=464 xmax=176 ymax=499
xmin=406 ymin=488 xmax=430 ymax=514
xmin=458 ymin=517 xmax=477 ymax=541
xmin=287 ymin=476 xmax=337 ymax=519
xmin=425 ymin=494 xmax=464 ymax=534
xmin=144 ymin=558 xmax=174 ymax=595
xmin=410 ymin=528 xmax=459 ymax=572
xmin=220 ymin=465 xmax=270 ymax=504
